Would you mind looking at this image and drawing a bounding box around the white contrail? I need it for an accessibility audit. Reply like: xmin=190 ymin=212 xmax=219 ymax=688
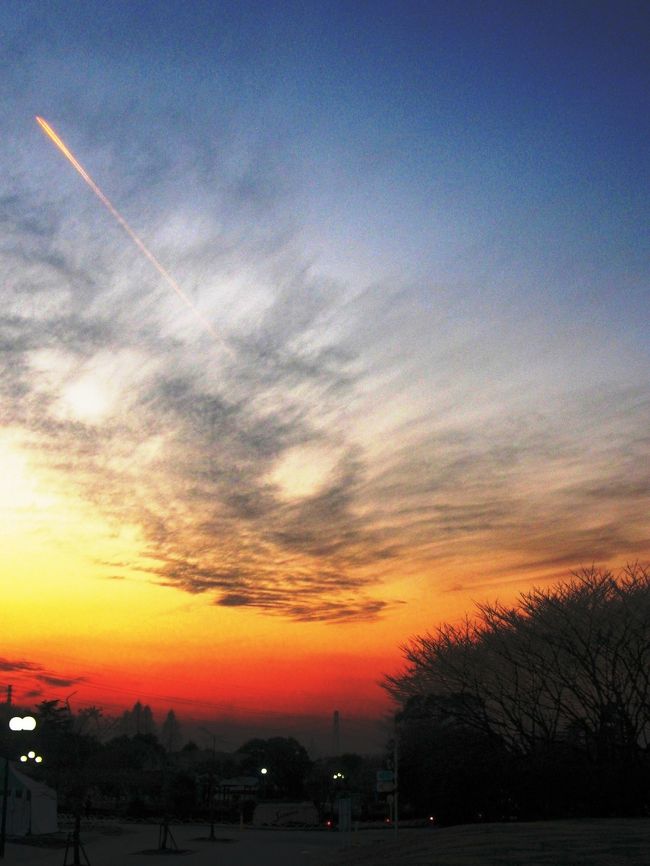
xmin=36 ymin=115 xmax=228 ymax=350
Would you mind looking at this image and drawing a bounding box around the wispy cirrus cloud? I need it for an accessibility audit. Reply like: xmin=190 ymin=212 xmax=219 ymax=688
xmin=36 ymin=674 xmax=86 ymax=688
xmin=0 ymin=657 xmax=43 ymax=673
xmin=0 ymin=656 xmax=86 ymax=701
xmin=0 ymin=186 xmax=398 ymax=620
xmin=1 ymin=81 xmax=649 ymax=628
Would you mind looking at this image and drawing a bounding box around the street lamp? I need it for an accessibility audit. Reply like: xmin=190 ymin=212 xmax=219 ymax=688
xmin=9 ymin=718 xmax=35 ymax=732
xmin=1 ymin=716 xmax=37 ymax=858
xmin=199 ymin=728 xmax=218 ymax=842
xmin=259 ymin=767 xmax=270 ymax=801
xmin=20 ymin=752 xmax=43 ymax=764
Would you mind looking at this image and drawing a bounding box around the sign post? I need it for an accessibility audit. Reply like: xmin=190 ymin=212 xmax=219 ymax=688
xmin=376 ymin=768 xmax=398 ymax=827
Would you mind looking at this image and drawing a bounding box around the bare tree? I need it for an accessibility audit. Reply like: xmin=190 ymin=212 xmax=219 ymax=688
xmin=385 ymin=564 xmax=650 ymax=758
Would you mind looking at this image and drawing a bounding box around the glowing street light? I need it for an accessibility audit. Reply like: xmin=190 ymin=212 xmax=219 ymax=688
xmin=8 ymin=716 xmax=36 ymax=732
xmin=258 ymin=767 xmax=270 ymax=802
xmin=19 ymin=753 xmax=43 ymax=764
xmin=2 ymin=715 xmax=38 ymax=858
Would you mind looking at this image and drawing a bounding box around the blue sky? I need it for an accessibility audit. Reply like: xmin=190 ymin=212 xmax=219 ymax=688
xmin=1 ymin=0 xmax=649 ymax=648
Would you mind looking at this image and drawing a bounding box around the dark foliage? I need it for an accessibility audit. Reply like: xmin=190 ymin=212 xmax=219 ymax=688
xmin=385 ymin=565 xmax=650 ymax=822
xmin=237 ymin=736 xmax=312 ymax=799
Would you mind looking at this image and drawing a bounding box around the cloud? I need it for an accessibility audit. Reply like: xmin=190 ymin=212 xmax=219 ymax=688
xmin=0 ymin=177 xmax=397 ymax=620
xmin=36 ymin=674 xmax=86 ymax=688
xmin=4 ymin=236 xmax=650 ymax=620
xmin=1 ymin=78 xmax=649 ymax=628
xmin=216 ymin=590 xmax=390 ymax=623
xmin=0 ymin=658 xmax=43 ymax=673
xmin=0 ymin=656 xmax=86 ymax=699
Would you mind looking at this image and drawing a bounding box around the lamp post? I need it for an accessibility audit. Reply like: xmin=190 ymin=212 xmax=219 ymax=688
xmin=20 ymin=752 xmax=43 ymax=765
xmin=199 ymin=728 xmax=218 ymax=842
xmin=1 ymin=716 xmax=37 ymax=859
xmin=0 ymin=758 xmax=8 ymax=860
xmin=259 ymin=767 xmax=269 ymax=801
xmin=393 ymin=719 xmax=399 ymax=834
xmin=331 ymin=772 xmax=350 ymax=831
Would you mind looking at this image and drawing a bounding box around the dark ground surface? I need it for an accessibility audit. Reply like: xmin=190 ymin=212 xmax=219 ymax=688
xmin=5 ymin=821 xmax=357 ymax=865
xmin=5 ymin=818 xmax=650 ymax=865
xmin=323 ymin=818 xmax=650 ymax=866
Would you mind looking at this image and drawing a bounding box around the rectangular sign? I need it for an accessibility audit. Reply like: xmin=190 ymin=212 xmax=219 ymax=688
xmin=376 ymin=770 xmax=394 ymax=782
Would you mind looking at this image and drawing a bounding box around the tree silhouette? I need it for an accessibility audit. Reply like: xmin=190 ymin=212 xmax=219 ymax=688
xmin=385 ymin=564 xmax=650 ymax=818
xmin=237 ymin=737 xmax=311 ymax=799
xmin=118 ymin=702 xmax=157 ymax=738
xmin=161 ymin=710 xmax=182 ymax=754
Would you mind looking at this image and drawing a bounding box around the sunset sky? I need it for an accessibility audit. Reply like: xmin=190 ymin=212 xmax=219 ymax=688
xmin=1 ymin=1 xmax=649 ymax=743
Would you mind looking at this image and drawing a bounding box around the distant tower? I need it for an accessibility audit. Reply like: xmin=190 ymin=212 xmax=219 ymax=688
xmin=6 ymin=684 xmax=12 ymax=705
xmin=333 ymin=710 xmax=341 ymax=756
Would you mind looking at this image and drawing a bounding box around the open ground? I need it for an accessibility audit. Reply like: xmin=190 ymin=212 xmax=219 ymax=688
xmin=5 ymin=819 xmax=650 ymax=866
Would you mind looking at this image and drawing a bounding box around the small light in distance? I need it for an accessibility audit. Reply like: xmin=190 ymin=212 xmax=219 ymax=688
xmin=260 ymin=768 xmax=268 ymax=775
xmin=35 ymin=756 xmax=43 ymax=763
xmin=28 ymin=751 xmax=35 ymax=759
xmin=20 ymin=755 xmax=28 ymax=762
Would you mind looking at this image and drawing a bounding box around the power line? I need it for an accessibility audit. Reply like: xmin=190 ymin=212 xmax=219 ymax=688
xmin=6 ymin=678 xmax=382 ymax=728
xmin=5 ymin=662 xmax=381 ymax=723
xmin=57 ymin=678 xmax=331 ymax=720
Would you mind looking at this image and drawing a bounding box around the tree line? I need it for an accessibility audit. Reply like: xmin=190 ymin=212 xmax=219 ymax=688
xmin=384 ymin=564 xmax=650 ymax=823
xmin=8 ymin=563 xmax=646 ymax=828
xmin=1 ymin=700 xmax=385 ymax=824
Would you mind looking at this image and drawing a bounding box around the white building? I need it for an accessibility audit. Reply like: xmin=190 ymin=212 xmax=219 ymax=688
xmin=2 ymin=763 xmax=58 ymax=836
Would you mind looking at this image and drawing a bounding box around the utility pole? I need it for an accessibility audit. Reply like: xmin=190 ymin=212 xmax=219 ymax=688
xmin=333 ymin=710 xmax=340 ymax=756
xmin=2 ymin=713 xmax=37 ymax=859
xmin=393 ymin=720 xmax=399 ymax=833
xmin=1 ymin=696 xmax=13 ymax=859
xmin=199 ymin=728 xmax=218 ymax=841
xmin=0 ymin=755 xmax=8 ymax=859
xmin=208 ymin=734 xmax=216 ymax=841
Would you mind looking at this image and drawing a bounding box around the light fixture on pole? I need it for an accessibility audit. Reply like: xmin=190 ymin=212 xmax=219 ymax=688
xmin=19 ymin=752 xmax=43 ymax=764
xmin=1 ymin=716 xmax=37 ymax=858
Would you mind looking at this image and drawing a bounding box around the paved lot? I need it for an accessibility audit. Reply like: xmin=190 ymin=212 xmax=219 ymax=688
xmin=4 ymin=822 xmax=385 ymax=866
xmin=324 ymin=818 xmax=650 ymax=866
xmin=7 ymin=818 xmax=650 ymax=866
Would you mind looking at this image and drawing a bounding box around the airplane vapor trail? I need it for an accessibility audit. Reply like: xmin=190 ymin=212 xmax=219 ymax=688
xmin=35 ymin=116 xmax=226 ymax=348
